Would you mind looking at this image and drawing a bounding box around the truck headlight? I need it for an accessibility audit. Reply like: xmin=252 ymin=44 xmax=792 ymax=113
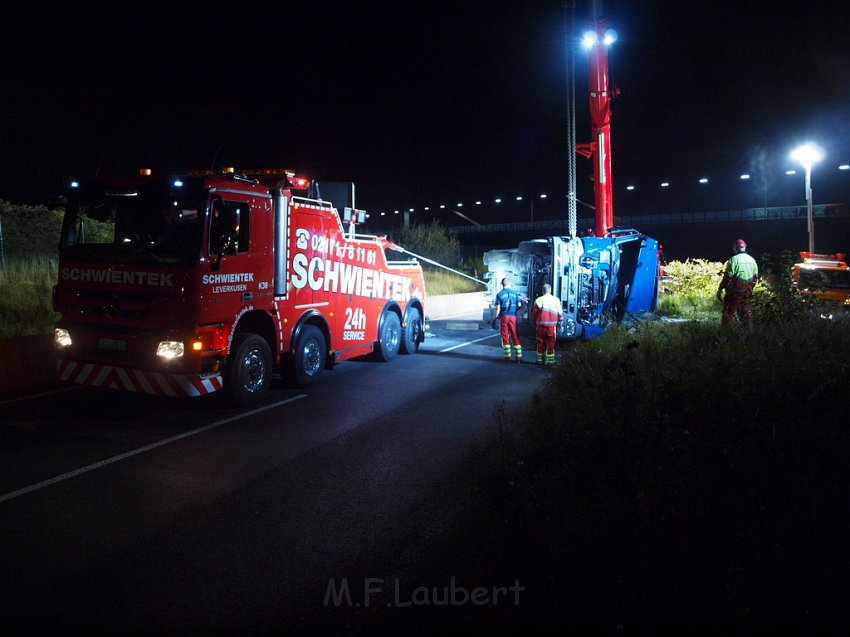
xmin=54 ymin=328 xmax=72 ymax=348
xmin=156 ymin=340 xmax=185 ymax=359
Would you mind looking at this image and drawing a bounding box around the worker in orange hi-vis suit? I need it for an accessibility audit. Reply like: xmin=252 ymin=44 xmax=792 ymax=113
xmin=531 ymin=283 xmax=563 ymax=366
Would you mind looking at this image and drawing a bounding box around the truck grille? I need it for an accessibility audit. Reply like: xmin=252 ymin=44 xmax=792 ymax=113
xmin=66 ymin=288 xmax=169 ymax=324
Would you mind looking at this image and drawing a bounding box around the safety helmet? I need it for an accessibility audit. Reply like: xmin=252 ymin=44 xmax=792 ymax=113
xmin=733 ymin=239 xmax=747 ymax=251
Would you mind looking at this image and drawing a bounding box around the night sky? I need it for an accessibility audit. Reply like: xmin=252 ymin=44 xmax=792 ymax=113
xmin=2 ymin=1 xmax=848 ymax=226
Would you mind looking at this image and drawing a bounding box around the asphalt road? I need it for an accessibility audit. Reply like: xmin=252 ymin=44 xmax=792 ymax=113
xmin=0 ymin=313 xmax=553 ymax=634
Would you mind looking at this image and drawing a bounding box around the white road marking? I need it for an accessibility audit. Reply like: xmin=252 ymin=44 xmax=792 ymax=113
xmin=439 ymin=333 xmax=499 ymax=353
xmin=0 ymin=394 xmax=308 ymax=505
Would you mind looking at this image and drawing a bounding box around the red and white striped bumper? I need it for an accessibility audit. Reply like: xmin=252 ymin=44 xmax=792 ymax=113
xmin=57 ymin=359 xmax=223 ymax=398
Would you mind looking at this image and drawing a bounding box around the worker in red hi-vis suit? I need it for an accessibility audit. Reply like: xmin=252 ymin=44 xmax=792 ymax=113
xmin=531 ymin=283 xmax=563 ymax=366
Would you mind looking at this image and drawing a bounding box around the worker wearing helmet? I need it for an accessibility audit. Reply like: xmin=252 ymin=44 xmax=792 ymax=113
xmin=492 ymin=277 xmax=524 ymax=362
xmin=717 ymin=239 xmax=759 ymax=324
xmin=531 ymin=283 xmax=563 ymax=366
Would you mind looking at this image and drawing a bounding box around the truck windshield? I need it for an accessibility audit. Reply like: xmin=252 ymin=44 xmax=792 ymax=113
xmin=798 ymin=269 xmax=850 ymax=290
xmin=59 ymin=181 xmax=204 ymax=264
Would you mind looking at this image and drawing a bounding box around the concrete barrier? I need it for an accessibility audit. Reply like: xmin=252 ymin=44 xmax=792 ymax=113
xmin=0 ymin=294 xmax=489 ymax=398
xmin=424 ymin=292 xmax=486 ymax=320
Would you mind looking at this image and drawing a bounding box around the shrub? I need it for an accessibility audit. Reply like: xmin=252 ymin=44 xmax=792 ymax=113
xmin=390 ymin=219 xmax=461 ymax=269
xmin=0 ymin=201 xmax=63 ymax=259
xmin=657 ymin=258 xmax=723 ymax=318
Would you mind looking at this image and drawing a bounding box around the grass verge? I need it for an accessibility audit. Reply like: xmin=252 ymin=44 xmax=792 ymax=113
xmin=0 ymin=255 xmax=60 ymax=338
xmin=452 ymin=315 xmax=850 ymax=630
xmin=422 ymin=267 xmax=485 ymax=296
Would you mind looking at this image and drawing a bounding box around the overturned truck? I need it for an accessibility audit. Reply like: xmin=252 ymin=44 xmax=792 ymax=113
xmin=483 ymin=228 xmax=660 ymax=340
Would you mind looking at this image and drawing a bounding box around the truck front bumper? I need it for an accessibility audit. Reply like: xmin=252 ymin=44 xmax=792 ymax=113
xmin=56 ymin=358 xmax=223 ymax=398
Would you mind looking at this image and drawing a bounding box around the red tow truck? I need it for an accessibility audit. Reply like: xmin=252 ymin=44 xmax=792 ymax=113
xmin=52 ymin=168 xmax=426 ymax=405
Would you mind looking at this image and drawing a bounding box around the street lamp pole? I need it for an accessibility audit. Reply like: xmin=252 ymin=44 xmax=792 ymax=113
xmin=790 ymin=142 xmax=824 ymax=255
xmin=804 ymin=163 xmax=814 ymax=254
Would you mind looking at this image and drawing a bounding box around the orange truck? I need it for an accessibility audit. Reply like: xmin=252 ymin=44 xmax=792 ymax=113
xmin=52 ymin=169 xmax=426 ymax=405
xmin=791 ymin=252 xmax=850 ymax=309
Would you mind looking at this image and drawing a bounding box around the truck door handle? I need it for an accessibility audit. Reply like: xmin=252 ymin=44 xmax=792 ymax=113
xmin=242 ymin=292 xmax=254 ymax=301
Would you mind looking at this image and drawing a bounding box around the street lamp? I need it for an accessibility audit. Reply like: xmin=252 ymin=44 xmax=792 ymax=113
xmin=790 ymin=142 xmax=824 ymax=254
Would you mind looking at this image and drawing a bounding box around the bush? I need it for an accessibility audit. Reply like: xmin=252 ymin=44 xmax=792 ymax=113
xmin=657 ymin=258 xmax=723 ymax=319
xmin=390 ymin=219 xmax=461 ymax=269
xmin=0 ymin=201 xmax=63 ymax=259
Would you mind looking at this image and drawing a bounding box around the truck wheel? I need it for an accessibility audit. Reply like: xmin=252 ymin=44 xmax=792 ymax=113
xmin=376 ymin=311 xmax=401 ymax=361
xmin=225 ymin=333 xmax=271 ymax=406
xmin=294 ymin=325 xmax=326 ymax=387
xmin=400 ymin=307 xmax=422 ymax=354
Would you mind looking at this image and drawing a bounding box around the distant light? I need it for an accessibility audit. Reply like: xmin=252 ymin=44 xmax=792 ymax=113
xmin=516 ymin=196 xmax=523 ymax=201
xmin=381 ymin=212 xmax=386 ymax=216
xmin=540 ymin=193 xmax=547 ymax=199
xmin=475 ymin=200 xmax=482 ymax=205
xmin=440 ymin=204 xmax=446 ymax=209
xmin=409 ymin=208 xmax=414 ymax=212
xmin=394 ymin=210 xmax=399 ymax=214
xmin=495 ymin=198 xmax=502 ymax=203
xmin=840 ymin=165 xmax=850 ymax=170
xmin=581 ymin=31 xmax=597 ymax=48
xmin=740 ymin=174 xmax=751 ymax=180
xmin=660 ymin=182 xmax=670 ymax=188
xmin=790 ymin=142 xmax=824 ymax=169
xmin=173 ymin=179 xmax=184 ymax=188
xmin=457 ymin=203 xmax=463 ymax=207
xmin=699 ymin=178 xmax=709 ymax=184
xmin=70 ymin=180 xmax=79 ymax=188
xmin=626 ymin=185 xmax=635 ymax=191
xmin=424 ymin=206 xmax=430 ymax=210
xmin=785 ymin=169 xmax=797 ymax=175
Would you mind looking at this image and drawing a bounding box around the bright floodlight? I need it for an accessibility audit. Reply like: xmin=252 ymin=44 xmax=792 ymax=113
xmin=582 ymin=31 xmax=597 ymax=48
xmin=791 ymin=142 xmax=824 ymax=169
xmin=603 ymin=29 xmax=618 ymax=45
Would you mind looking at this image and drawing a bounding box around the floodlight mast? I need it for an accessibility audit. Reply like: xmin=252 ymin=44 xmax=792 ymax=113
xmin=576 ymin=5 xmax=618 ymax=237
